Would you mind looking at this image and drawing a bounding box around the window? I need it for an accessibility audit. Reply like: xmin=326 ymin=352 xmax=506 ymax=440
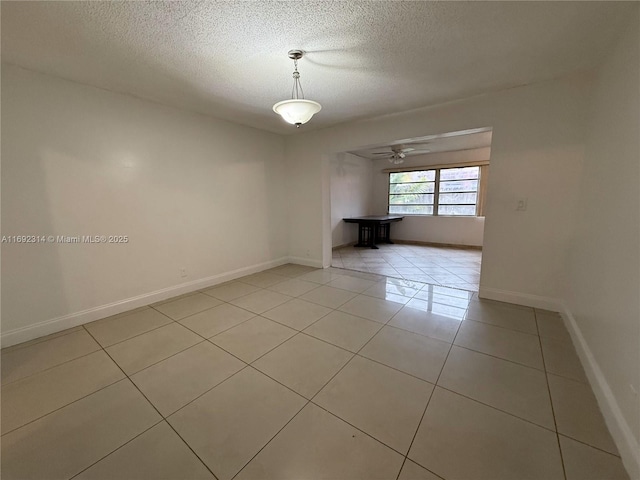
xmin=388 ymin=165 xmax=487 ymax=216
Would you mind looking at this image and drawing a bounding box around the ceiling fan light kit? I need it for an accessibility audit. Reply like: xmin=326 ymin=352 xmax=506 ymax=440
xmin=273 ymin=49 xmax=321 ymax=128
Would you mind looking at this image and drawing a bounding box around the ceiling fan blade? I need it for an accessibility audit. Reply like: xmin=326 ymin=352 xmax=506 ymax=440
xmin=371 ymin=152 xmax=393 ymax=155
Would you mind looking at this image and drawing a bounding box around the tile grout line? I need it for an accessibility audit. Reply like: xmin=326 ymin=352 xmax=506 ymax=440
xmin=0 ymin=326 xmax=85 ymax=354
xmin=231 ymin=304 xmax=383 ymax=478
xmin=534 ymin=309 xmax=568 ymax=480
xmin=556 ymin=432 xmax=625 ymax=459
xmin=67 ymin=418 xmax=167 ymax=480
xmin=0 ymin=344 xmax=103 ymax=388
xmin=80 ymin=324 xmax=222 ymax=480
xmin=395 ymin=300 xmax=469 ymax=480
xmin=0 ymin=373 xmax=126 ymax=437
xmin=231 ymin=285 xmax=425 ymax=480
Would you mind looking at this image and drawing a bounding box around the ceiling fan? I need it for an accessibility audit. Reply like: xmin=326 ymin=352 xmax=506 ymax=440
xmin=370 ymin=144 xmax=431 ymax=164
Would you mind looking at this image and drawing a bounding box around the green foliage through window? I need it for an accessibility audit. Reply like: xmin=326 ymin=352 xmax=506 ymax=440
xmin=388 ymin=165 xmax=485 ymax=216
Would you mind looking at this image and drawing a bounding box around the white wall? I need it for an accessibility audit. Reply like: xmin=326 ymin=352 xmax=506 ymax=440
xmin=563 ymin=11 xmax=640 ymax=478
xmin=1 ymin=65 xmax=287 ymax=345
xmin=371 ymin=148 xmax=489 ymax=246
xmin=330 ymin=152 xmax=373 ymax=248
xmin=285 ymin=72 xmax=590 ymax=307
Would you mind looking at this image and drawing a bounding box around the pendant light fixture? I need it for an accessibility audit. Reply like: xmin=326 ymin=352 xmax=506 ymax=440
xmin=273 ymin=50 xmax=321 ymax=128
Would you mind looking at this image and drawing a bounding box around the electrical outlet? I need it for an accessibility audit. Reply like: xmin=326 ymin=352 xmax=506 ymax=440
xmin=516 ymin=198 xmax=528 ymax=211
xmin=180 ymin=268 xmax=187 ymax=278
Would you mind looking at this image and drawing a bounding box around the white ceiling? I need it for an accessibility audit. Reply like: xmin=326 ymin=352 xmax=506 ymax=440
xmin=1 ymin=1 xmax=633 ymax=135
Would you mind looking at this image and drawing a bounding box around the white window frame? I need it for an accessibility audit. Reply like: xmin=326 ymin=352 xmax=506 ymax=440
xmin=386 ymin=162 xmax=489 ymax=217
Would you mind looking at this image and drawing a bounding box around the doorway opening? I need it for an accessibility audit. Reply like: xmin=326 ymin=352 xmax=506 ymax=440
xmin=329 ymin=128 xmax=492 ymax=293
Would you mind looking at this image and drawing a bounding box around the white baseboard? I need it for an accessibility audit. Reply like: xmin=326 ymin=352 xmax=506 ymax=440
xmin=560 ymin=303 xmax=640 ymax=480
xmin=1 ymin=257 xmax=290 ymax=348
xmin=287 ymin=256 xmax=324 ymax=268
xmin=478 ymin=286 xmax=562 ymax=311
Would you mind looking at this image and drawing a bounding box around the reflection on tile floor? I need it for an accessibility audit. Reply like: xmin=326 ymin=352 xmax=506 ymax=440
xmin=1 ymin=265 xmax=629 ymax=480
xmin=332 ymin=243 xmax=482 ymax=292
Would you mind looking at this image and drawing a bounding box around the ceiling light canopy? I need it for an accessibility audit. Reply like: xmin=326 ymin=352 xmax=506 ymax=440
xmin=273 ymin=50 xmax=321 ymax=128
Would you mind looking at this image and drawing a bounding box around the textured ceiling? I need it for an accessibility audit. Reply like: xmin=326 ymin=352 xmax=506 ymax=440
xmin=1 ymin=1 xmax=634 ymax=135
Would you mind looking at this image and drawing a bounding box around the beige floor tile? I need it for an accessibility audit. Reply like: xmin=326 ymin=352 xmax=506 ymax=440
xmin=0 ymin=380 xmax=161 ymax=480
xmin=151 ymin=292 xmax=199 ymax=307
xmin=76 ymin=422 xmax=214 ymax=479
xmin=412 ymin=289 xmax=470 ymax=308
xmin=541 ymin=335 xmax=588 ymax=382
xmin=403 ymin=274 xmax=439 ymax=284
xmin=548 ymin=374 xmax=618 ymax=454
xmin=404 ymin=298 xmax=467 ymax=319
xmin=338 ymin=294 xmax=403 ymax=323
xmin=132 ymin=342 xmax=244 ymax=416
xmin=559 ymin=435 xmax=630 ymax=480
xmin=327 ymin=275 xmax=378 ymax=293
xmin=267 ymin=278 xmax=320 ymax=297
xmin=1 ymin=326 xmax=83 ymax=354
xmin=388 ymin=307 xmax=461 ymax=343
xmin=442 ymin=282 xmax=479 ymax=292
xmin=253 ymin=334 xmax=353 ymax=398
xmin=267 ymin=264 xmax=318 ymax=277
xmin=235 ymin=403 xmax=404 ymax=480
xmin=438 ymin=346 xmax=554 ymax=429
xmin=85 ymin=308 xmax=173 ymax=347
xmin=304 ymin=310 xmax=382 ymax=352
xmin=237 ymin=272 xmax=288 ymax=288
xmin=454 ymin=320 xmax=544 ymax=369
xmin=201 ymin=281 xmax=261 ymax=301
xmin=261 ymin=298 xmax=332 ymax=330
xmin=297 ymin=269 xmax=346 ymax=284
xmin=362 ymin=279 xmax=420 ymax=299
xmin=153 ymin=293 xmax=222 ymax=320
xmin=396 ymin=267 xmax=426 ymax=276
xmin=398 ymin=460 xmax=442 ymax=480
xmin=2 ymin=350 xmax=125 ymax=434
xmin=428 ymin=284 xmax=475 ymax=299
xmin=360 ymin=326 xmax=450 ymax=383
xmin=179 ymin=303 xmax=255 ymax=338
xmin=369 ymin=267 xmax=406 ymax=277
xmin=1 ymin=329 xmax=101 ymax=385
xmin=168 ymin=368 xmax=305 ymax=480
xmin=300 ymin=285 xmax=358 ymax=308
xmin=210 ymin=316 xmax=296 ymax=363
xmin=106 ymin=323 xmax=202 ymax=375
xmin=465 ymin=301 xmax=537 ymax=334
xmin=409 ymin=388 xmax=564 ymax=480
xmin=469 ymin=296 xmax=532 ymax=311
xmin=229 ymin=289 xmax=292 ymax=314
xmin=315 ymin=356 xmax=433 ymax=453
xmin=536 ymin=312 xmax=572 ymax=342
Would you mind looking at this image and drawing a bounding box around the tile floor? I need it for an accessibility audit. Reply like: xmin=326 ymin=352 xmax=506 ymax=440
xmin=332 ymin=244 xmax=482 ymax=292
xmin=1 ymin=265 xmax=630 ymax=480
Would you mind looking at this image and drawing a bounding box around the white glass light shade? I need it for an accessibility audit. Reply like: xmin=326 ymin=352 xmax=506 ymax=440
xmin=273 ymin=99 xmax=321 ymax=125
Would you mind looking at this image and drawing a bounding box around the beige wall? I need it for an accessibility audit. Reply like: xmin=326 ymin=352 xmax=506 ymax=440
xmin=330 ymin=153 xmax=373 ymax=248
xmin=564 ymin=11 xmax=640 ymax=478
xmin=1 ymin=65 xmax=288 ymax=343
